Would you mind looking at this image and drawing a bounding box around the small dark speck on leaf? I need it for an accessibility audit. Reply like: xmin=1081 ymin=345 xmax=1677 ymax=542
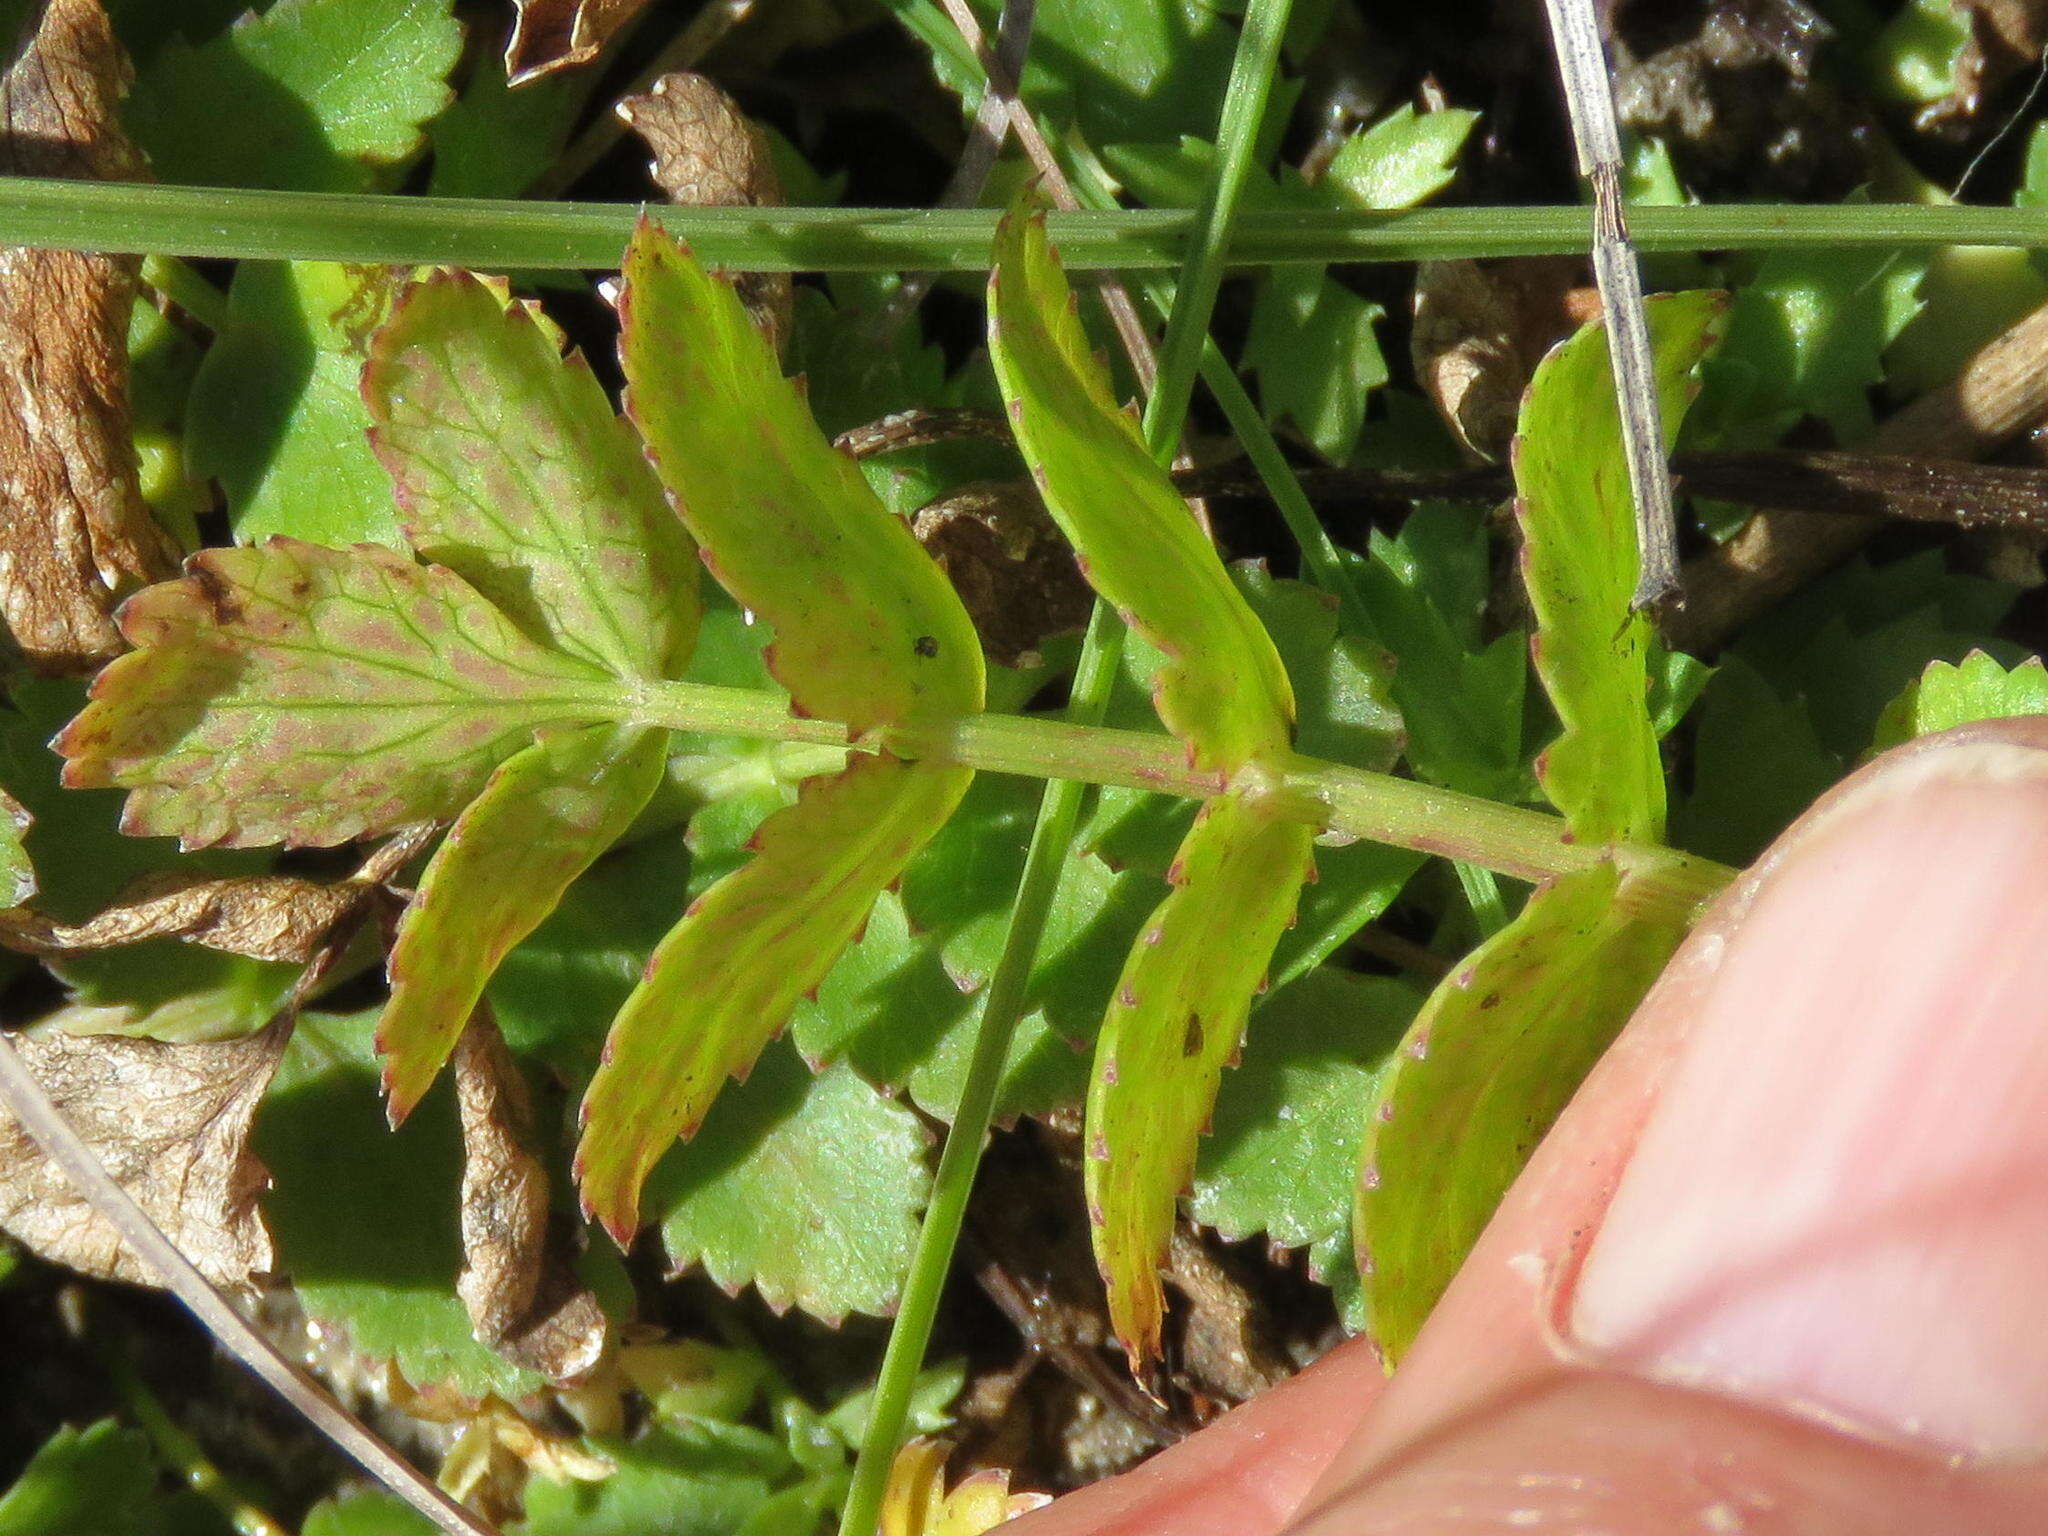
xmin=913 ymin=634 xmax=939 ymax=659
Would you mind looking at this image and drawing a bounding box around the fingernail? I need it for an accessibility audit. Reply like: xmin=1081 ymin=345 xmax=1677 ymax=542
xmin=1570 ymin=740 xmax=2048 ymax=1460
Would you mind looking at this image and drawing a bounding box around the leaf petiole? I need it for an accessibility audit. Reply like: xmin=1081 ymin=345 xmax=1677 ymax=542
xmin=621 ymin=676 xmax=1732 ymax=916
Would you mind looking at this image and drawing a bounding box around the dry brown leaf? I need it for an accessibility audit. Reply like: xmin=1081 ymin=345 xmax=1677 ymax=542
xmin=453 ymin=1013 xmax=608 ymax=1385
xmin=0 ymin=871 xmax=367 ymax=961
xmin=0 ymin=1015 xmax=286 ymax=1288
xmin=0 ymin=0 xmax=178 ymax=673
xmin=505 ymin=0 xmax=652 ymax=84
xmin=618 ymin=71 xmax=793 ymax=351
xmin=0 ymin=824 xmax=431 ymax=972
xmin=1411 ymin=257 xmax=1598 ymax=462
xmin=913 ymin=480 xmax=1093 ymax=667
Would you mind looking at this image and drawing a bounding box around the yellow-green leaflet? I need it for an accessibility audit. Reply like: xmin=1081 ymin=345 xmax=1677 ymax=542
xmin=987 ymin=202 xmax=1294 ymax=775
xmin=576 ymin=755 xmax=973 ymax=1243
xmin=378 ymin=723 xmax=668 ymax=1122
xmin=364 ymin=269 xmax=699 ymax=681
xmin=1083 ymin=793 xmax=1315 ymax=1366
xmin=1355 ymin=862 xmax=1683 ymax=1362
xmin=619 ymin=219 xmax=983 ymax=731
xmin=1513 ymin=289 xmax=1725 ymax=844
xmin=55 ymin=538 xmax=627 ymax=850
xmin=1871 ymin=651 xmax=2048 ymax=751
xmin=577 ymin=222 xmax=987 ymax=1241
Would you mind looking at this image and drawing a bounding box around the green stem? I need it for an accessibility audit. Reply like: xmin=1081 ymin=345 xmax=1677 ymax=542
xmin=6 ymin=179 xmax=2048 ymax=270
xmin=838 ymin=620 xmax=1122 ymax=1536
xmin=841 ymin=9 xmax=1297 ymax=1532
xmin=625 ymin=677 xmax=1734 ymax=914
xmin=1144 ymin=0 xmax=1293 ymax=441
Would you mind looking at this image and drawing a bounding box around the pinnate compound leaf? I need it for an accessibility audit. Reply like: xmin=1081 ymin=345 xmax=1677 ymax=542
xmin=1356 ymin=863 xmax=1684 ymax=1363
xmin=380 ymin=724 xmax=666 ymax=1120
xmin=56 ymin=538 xmax=629 ymax=849
xmin=619 ymin=220 xmax=983 ymax=732
xmin=1085 ymin=793 xmax=1316 ymax=1366
xmin=123 ymin=0 xmax=462 ymax=193
xmin=1513 ymin=290 xmax=1725 ymax=844
xmin=577 ymin=755 xmax=972 ymax=1242
xmin=0 ymin=1421 xmax=158 ymax=1536
xmin=365 ymin=270 xmax=699 ymax=680
xmin=1872 ymin=651 xmax=2048 ymax=751
xmin=649 ymin=1039 xmax=930 ymax=1322
xmin=989 ymin=203 xmax=1293 ymax=773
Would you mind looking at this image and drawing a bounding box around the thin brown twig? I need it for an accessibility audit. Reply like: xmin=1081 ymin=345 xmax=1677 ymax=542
xmin=834 ymin=404 xmax=2048 ymax=535
xmin=1667 ymin=296 xmax=2048 ymax=653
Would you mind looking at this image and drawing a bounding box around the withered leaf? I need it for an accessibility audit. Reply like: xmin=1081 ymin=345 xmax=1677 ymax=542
xmin=0 ymin=0 xmax=178 ymax=673
xmin=0 ymin=871 xmax=369 ymax=963
xmin=0 ymin=1015 xmax=286 ymax=1289
xmin=504 ymin=0 xmax=652 ymax=85
xmin=618 ymin=71 xmax=792 ymax=351
xmin=452 ymin=1013 xmax=608 ymax=1385
xmin=1411 ymin=257 xmax=1596 ymax=462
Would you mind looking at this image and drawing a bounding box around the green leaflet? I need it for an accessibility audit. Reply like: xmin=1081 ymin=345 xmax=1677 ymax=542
xmin=988 ymin=203 xmax=1295 ymax=773
xmin=650 ymin=1040 xmax=930 ymax=1322
xmin=1343 ymin=506 xmax=1531 ymax=804
xmin=1084 ymin=793 xmax=1316 ymax=1365
xmin=188 ymin=261 xmax=403 ymax=549
xmin=1675 ymin=552 xmax=2016 ymax=864
xmin=1191 ymin=968 xmax=1419 ymax=1257
xmin=1872 ymin=651 xmax=2048 ymax=750
xmin=1102 ymin=106 xmax=1477 ymax=462
xmin=618 ymin=221 xmax=984 ymax=732
xmin=0 ymin=1422 xmax=158 ymax=1536
xmin=580 ymin=222 xmax=984 ymax=1244
xmin=379 ymin=724 xmax=668 ymax=1121
xmin=55 ymin=539 xmax=628 ymax=850
xmin=364 ymin=270 xmax=700 ymax=681
xmin=576 ymin=755 xmax=972 ymax=1243
xmin=1356 ymin=862 xmax=1683 ymax=1363
xmin=1514 ymin=290 xmax=1725 ymax=845
xmin=988 ymin=201 xmax=1321 ymax=1365
xmin=122 ymin=0 xmax=462 ymax=193
xmin=1322 ymin=105 xmax=1482 ymax=210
